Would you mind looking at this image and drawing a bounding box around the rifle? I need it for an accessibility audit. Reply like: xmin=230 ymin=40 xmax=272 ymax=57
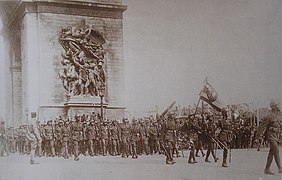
xmin=160 ymin=101 xmax=176 ymax=118
xmin=160 ymin=142 xmax=170 ymax=159
xmin=229 ymin=145 xmax=232 ymax=163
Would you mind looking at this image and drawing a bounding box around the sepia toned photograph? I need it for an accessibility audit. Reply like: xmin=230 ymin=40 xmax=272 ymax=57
xmin=0 ymin=0 xmax=282 ymax=180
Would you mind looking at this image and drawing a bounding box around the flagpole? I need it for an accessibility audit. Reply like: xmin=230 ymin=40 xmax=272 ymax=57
xmin=194 ymin=85 xmax=204 ymax=115
xmin=194 ymin=96 xmax=201 ymax=115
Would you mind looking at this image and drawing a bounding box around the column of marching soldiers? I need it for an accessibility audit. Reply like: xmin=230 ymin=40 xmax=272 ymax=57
xmin=0 ymin=111 xmax=262 ymax=164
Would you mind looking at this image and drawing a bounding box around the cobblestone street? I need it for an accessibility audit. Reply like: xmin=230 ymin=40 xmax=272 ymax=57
xmin=1 ymin=148 xmax=282 ymax=180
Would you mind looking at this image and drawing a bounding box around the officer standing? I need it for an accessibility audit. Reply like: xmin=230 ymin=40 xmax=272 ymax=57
xmin=255 ymin=100 xmax=282 ymax=175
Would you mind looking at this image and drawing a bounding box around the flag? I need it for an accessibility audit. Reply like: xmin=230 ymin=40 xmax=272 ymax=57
xmin=199 ymin=79 xmax=225 ymax=112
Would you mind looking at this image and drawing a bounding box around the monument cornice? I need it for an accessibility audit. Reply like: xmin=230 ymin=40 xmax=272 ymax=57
xmin=5 ymin=0 xmax=127 ymax=28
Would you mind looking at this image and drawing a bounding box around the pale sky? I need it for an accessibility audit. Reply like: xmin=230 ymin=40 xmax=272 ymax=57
xmin=1 ymin=0 xmax=282 ymax=118
xmin=0 ymin=20 xmax=3 ymax=121
xmin=123 ymin=0 xmax=282 ymax=116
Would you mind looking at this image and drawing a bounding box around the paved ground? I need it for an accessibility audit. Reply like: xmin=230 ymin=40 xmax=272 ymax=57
xmin=0 ymin=148 xmax=282 ymax=180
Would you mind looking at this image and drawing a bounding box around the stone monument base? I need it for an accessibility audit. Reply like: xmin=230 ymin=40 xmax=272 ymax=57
xmin=38 ymin=96 xmax=125 ymax=121
xmin=64 ymin=96 xmax=108 ymax=118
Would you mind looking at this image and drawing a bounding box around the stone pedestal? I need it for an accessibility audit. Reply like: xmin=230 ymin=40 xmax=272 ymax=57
xmin=64 ymin=96 xmax=108 ymax=118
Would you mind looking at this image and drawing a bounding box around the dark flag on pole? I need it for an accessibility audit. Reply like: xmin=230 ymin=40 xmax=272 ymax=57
xmin=199 ymin=78 xmax=225 ymax=112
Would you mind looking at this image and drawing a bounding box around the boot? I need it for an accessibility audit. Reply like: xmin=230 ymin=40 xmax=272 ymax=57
xmin=264 ymin=169 xmax=275 ymax=175
xmin=222 ymin=161 xmax=228 ymax=167
xmin=205 ymin=159 xmax=211 ymax=163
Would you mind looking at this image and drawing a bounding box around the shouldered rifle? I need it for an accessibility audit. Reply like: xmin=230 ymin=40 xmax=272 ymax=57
xmin=160 ymin=101 xmax=176 ymax=118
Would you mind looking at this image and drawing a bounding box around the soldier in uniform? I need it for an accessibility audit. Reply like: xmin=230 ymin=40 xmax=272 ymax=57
xmin=100 ymin=122 xmax=109 ymax=156
xmin=140 ymin=120 xmax=150 ymax=155
xmin=130 ymin=119 xmax=140 ymax=159
xmin=148 ymin=120 xmax=159 ymax=154
xmin=218 ymin=116 xmax=232 ymax=167
xmin=195 ymin=115 xmax=205 ymax=158
xmin=86 ymin=120 xmax=96 ymax=156
xmin=7 ymin=127 xmax=15 ymax=153
xmin=162 ymin=113 xmax=177 ymax=164
xmin=71 ymin=116 xmax=83 ymax=161
xmin=109 ymin=120 xmax=120 ymax=156
xmin=120 ymin=118 xmax=130 ymax=158
xmin=0 ymin=121 xmax=9 ymax=157
xmin=61 ymin=120 xmax=70 ymax=159
xmin=22 ymin=125 xmax=29 ymax=154
xmin=93 ymin=120 xmax=101 ymax=156
xmin=27 ymin=112 xmax=42 ymax=164
xmin=54 ymin=120 xmax=63 ymax=156
xmin=18 ymin=125 xmax=24 ymax=154
xmin=187 ymin=115 xmax=200 ymax=164
xmin=14 ymin=128 xmax=20 ymax=153
xmin=203 ymin=115 xmax=218 ymax=163
xmin=81 ymin=120 xmax=88 ymax=156
xmin=44 ymin=120 xmax=55 ymax=157
xmin=255 ymin=100 xmax=282 ymax=175
xmin=35 ymin=121 xmax=43 ymax=157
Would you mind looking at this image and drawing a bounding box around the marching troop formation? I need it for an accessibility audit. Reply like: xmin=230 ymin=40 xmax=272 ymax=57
xmin=0 ymin=110 xmax=260 ymax=167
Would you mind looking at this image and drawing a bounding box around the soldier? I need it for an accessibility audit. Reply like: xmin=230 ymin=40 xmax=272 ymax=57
xmin=44 ymin=120 xmax=55 ymax=157
xmin=61 ymin=120 xmax=70 ymax=159
xmin=203 ymin=115 xmax=218 ymax=163
xmin=162 ymin=113 xmax=177 ymax=165
xmin=27 ymin=112 xmax=42 ymax=164
xmin=71 ymin=116 xmax=83 ymax=161
xmin=81 ymin=120 xmax=88 ymax=156
xmin=148 ymin=120 xmax=159 ymax=154
xmin=120 ymin=118 xmax=130 ymax=158
xmin=54 ymin=121 xmax=60 ymax=156
xmin=93 ymin=120 xmax=101 ymax=156
xmin=187 ymin=115 xmax=200 ymax=164
xmin=0 ymin=121 xmax=9 ymax=157
xmin=7 ymin=127 xmax=15 ymax=153
xmin=36 ymin=121 xmax=44 ymax=157
xmin=14 ymin=128 xmax=20 ymax=153
xmin=130 ymin=119 xmax=140 ymax=159
xmin=55 ymin=120 xmax=64 ymax=156
xmin=21 ymin=125 xmax=29 ymax=154
xmin=39 ymin=122 xmax=46 ymax=156
xmin=255 ymin=100 xmax=282 ymax=175
xmin=86 ymin=120 xmax=96 ymax=156
xmin=100 ymin=121 xmax=109 ymax=156
xmin=140 ymin=120 xmax=150 ymax=155
xmin=218 ymin=116 xmax=232 ymax=167
xmin=109 ymin=120 xmax=120 ymax=156
xmin=195 ymin=115 xmax=205 ymax=157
